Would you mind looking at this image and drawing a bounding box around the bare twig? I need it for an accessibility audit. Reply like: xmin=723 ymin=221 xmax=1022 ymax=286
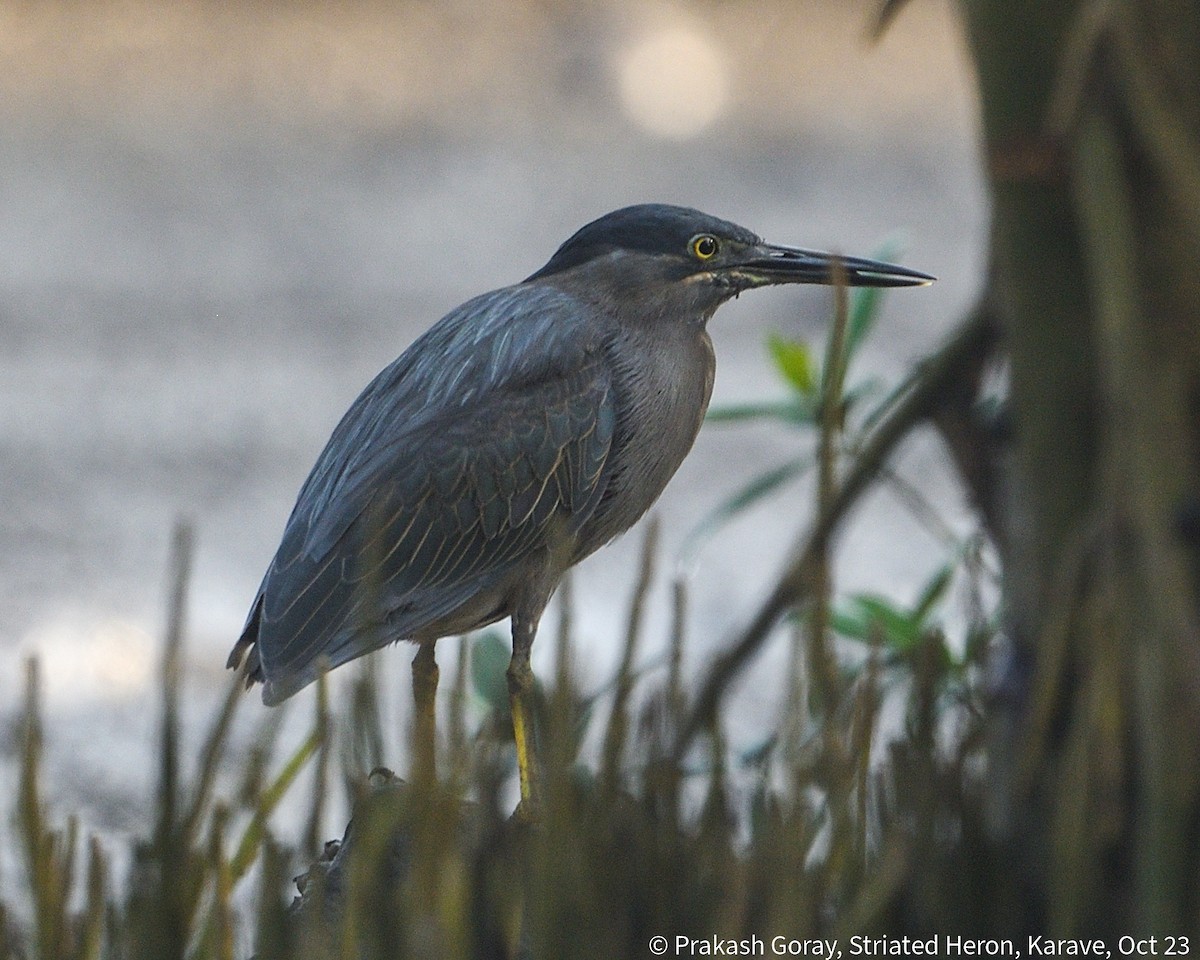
xmin=867 ymin=0 xmax=916 ymax=43
xmin=601 ymin=517 xmax=660 ymax=792
xmin=157 ymin=520 xmax=194 ymax=852
xmin=673 ymin=308 xmax=998 ymax=760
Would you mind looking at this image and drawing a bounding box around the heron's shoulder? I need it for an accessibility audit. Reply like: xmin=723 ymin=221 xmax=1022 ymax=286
xmin=391 ymin=282 xmax=611 ymax=407
xmin=289 ymin=283 xmax=612 ymax=529
xmin=280 ymin=281 xmax=618 ymax=565
xmin=432 ymin=282 xmax=608 ymax=345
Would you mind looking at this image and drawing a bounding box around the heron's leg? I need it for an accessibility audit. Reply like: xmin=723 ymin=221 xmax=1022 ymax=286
xmin=507 ymin=613 xmax=542 ymax=813
xmin=411 ymin=641 xmax=438 ymax=784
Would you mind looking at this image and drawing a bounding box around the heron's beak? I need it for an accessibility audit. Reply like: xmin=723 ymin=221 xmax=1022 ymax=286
xmin=723 ymin=242 xmax=935 ymax=289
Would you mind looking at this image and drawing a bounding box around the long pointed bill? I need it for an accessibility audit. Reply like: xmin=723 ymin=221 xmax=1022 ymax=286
xmin=724 ymin=242 xmax=935 ymax=288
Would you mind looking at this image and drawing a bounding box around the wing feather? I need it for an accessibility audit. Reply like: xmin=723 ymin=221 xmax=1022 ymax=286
xmin=237 ymin=284 xmax=618 ymax=702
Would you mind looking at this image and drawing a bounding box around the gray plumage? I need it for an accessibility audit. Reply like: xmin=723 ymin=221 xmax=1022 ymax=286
xmin=229 ymin=204 xmax=932 ymax=705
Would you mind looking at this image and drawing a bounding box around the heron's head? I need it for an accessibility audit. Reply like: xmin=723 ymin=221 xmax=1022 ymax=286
xmin=525 ymin=204 xmax=933 ymax=322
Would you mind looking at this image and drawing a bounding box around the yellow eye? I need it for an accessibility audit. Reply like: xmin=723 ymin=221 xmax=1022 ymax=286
xmin=690 ymin=234 xmax=719 ymax=260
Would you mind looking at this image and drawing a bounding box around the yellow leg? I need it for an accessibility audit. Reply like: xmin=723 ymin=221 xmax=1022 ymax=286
xmin=411 ymin=642 xmax=439 ymax=785
xmin=507 ymin=619 xmax=542 ymax=815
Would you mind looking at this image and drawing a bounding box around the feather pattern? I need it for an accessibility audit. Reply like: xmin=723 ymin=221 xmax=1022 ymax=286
xmin=230 ymin=204 xmax=931 ymax=707
xmin=234 ymin=284 xmax=619 ymax=703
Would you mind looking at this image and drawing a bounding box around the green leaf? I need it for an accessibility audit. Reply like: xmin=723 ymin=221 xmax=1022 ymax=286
xmin=679 ymin=459 xmax=811 ymax=564
xmin=846 ymin=288 xmax=883 ymax=365
xmin=767 ymin=334 xmax=818 ymax=394
xmin=913 ymin=563 xmax=954 ymax=624
xmin=849 ymin=595 xmax=923 ymax=651
xmin=845 ymin=237 xmax=906 ymax=365
xmin=705 ymin=400 xmax=814 ymax=425
xmin=830 ymin=607 xmax=873 ymax=642
xmin=470 ymin=630 xmax=511 ymax=712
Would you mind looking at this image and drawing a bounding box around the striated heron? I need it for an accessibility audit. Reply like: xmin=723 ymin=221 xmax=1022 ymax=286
xmin=227 ymin=204 xmax=933 ymax=809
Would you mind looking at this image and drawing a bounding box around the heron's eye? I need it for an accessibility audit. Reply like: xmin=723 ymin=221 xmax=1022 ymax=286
xmin=690 ymin=234 xmax=719 ymax=260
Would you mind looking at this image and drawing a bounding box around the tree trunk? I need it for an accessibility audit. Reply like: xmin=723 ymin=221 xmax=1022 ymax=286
xmin=961 ymin=0 xmax=1200 ymax=933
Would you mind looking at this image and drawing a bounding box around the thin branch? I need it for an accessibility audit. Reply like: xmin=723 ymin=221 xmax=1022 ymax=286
xmin=601 ymin=517 xmax=659 ymax=793
xmin=673 ymin=307 xmax=998 ymax=760
xmin=867 ymin=0 xmax=916 ymax=43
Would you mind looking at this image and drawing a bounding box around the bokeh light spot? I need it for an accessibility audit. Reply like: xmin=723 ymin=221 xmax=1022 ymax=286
xmin=615 ymin=26 xmax=730 ymax=140
xmin=21 ymin=617 xmax=155 ymax=705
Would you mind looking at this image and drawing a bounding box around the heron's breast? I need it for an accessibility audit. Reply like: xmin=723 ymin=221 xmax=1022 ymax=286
xmin=579 ymin=327 xmax=715 ymax=552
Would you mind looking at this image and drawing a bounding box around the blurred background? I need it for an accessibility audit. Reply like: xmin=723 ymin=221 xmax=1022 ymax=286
xmin=0 ymin=0 xmax=984 ymax=844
